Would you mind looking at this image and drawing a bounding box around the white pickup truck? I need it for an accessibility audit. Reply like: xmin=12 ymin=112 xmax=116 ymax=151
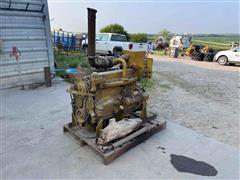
xmin=82 ymin=33 xmax=148 ymax=56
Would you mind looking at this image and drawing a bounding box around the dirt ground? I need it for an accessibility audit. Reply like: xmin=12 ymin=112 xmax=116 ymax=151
xmin=147 ymin=55 xmax=239 ymax=147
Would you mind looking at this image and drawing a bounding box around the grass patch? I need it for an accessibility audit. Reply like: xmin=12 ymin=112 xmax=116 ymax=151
xmin=139 ymin=78 xmax=159 ymax=90
xmin=55 ymin=51 xmax=90 ymax=69
xmin=192 ymin=40 xmax=229 ymax=51
xmin=156 ymin=71 xmax=191 ymax=91
xmin=192 ymin=35 xmax=239 ymax=44
xmin=54 ymin=50 xmax=91 ymax=78
xmin=192 ymin=35 xmax=239 ymax=51
xmin=160 ymin=83 xmax=172 ymax=90
xmin=139 ymin=77 xmax=172 ymax=93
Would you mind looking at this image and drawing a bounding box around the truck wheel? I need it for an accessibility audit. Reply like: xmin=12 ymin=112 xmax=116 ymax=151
xmin=191 ymin=51 xmax=196 ymax=60
xmin=199 ymin=53 xmax=204 ymax=61
xmin=194 ymin=52 xmax=200 ymax=61
xmin=218 ymin=56 xmax=228 ymax=65
xmin=194 ymin=51 xmax=204 ymax=61
xmin=113 ymin=47 xmax=123 ymax=57
xmin=204 ymin=53 xmax=214 ymax=62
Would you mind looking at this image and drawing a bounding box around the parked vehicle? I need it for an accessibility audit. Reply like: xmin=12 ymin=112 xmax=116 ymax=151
xmin=155 ymin=36 xmax=168 ymax=49
xmin=190 ymin=45 xmax=215 ymax=62
xmin=82 ymin=33 xmax=148 ymax=56
xmin=170 ymin=35 xmax=191 ymax=49
xmin=169 ymin=35 xmax=192 ymax=56
xmin=213 ymin=47 xmax=240 ymax=65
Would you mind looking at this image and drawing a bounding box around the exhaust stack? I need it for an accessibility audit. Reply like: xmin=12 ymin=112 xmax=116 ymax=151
xmin=87 ymin=8 xmax=114 ymax=69
xmin=87 ymin=8 xmax=97 ymax=60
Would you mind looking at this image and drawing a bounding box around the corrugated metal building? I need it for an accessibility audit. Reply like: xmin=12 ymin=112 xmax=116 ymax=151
xmin=0 ymin=0 xmax=54 ymax=89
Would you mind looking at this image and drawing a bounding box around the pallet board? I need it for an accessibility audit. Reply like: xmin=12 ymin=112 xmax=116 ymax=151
xmin=63 ymin=114 xmax=166 ymax=165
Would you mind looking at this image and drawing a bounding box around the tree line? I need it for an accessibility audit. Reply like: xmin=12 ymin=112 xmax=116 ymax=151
xmin=100 ymin=23 xmax=172 ymax=43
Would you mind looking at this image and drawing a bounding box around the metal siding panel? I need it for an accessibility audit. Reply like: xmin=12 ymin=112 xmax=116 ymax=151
xmin=0 ymin=0 xmax=45 ymax=10
xmin=1 ymin=72 xmax=45 ymax=89
xmin=3 ymin=39 xmax=47 ymax=50
xmin=1 ymin=0 xmax=43 ymax=5
xmin=1 ymin=29 xmax=45 ymax=37
xmin=42 ymin=0 xmax=54 ymax=71
xmin=0 ymin=0 xmax=54 ymax=89
xmin=1 ymin=58 xmax=48 ymax=66
xmin=0 ymin=24 xmax=44 ymax=29
xmin=1 ymin=60 xmax=49 ymax=76
xmin=1 ymin=47 xmax=48 ymax=54
xmin=1 ymin=15 xmax=43 ymax=26
xmin=1 ymin=51 xmax=48 ymax=63
xmin=0 ymin=11 xmax=44 ymax=18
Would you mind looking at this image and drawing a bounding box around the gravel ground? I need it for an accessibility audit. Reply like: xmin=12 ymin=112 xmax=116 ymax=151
xmin=147 ymin=55 xmax=239 ymax=147
xmin=150 ymin=54 xmax=240 ymax=72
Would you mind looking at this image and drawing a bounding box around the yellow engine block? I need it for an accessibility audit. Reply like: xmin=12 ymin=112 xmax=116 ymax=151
xmin=67 ymin=51 xmax=153 ymax=136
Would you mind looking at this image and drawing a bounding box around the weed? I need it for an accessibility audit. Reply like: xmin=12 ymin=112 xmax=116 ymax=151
xmin=139 ymin=78 xmax=159 ymax=90
xmin=54 ymin=50 xmax=90 ymax=69
xmin=54 ymin=50 xmax=91 ymax=79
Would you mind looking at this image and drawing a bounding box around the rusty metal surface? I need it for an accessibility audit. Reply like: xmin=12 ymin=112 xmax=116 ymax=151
xmin=87 ymin=8 xmax=114 ymax=69
xmin=87 ymin=8 xmax=97 ymax=59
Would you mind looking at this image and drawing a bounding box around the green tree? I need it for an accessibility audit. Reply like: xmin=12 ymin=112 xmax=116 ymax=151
xmin=100 ymin=24 xmax=129 ymax=40
xmin=130 ymin=33 xmax=148 ymax=43
xmin=155 ymin=29 xmax=172 ymax=42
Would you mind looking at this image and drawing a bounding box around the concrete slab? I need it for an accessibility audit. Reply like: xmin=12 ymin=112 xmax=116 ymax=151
xmin=1 ymin=82 xmax=239 ymax=179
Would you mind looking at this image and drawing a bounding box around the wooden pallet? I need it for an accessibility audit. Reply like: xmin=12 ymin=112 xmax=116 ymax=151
xmin=63 ymin=113 xmax=166 ymax=165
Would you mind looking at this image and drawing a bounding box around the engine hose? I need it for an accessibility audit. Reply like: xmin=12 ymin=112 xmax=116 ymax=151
xmin=112 ymin=58 xmax=127 ymax=79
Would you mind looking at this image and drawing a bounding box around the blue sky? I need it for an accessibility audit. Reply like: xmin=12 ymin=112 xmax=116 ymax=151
xmin=48 ymin=0 xmax=239 ymax=34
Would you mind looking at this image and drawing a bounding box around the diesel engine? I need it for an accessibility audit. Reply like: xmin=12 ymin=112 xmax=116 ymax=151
xmin=64 ymin=8 xmax=166 ymax=164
